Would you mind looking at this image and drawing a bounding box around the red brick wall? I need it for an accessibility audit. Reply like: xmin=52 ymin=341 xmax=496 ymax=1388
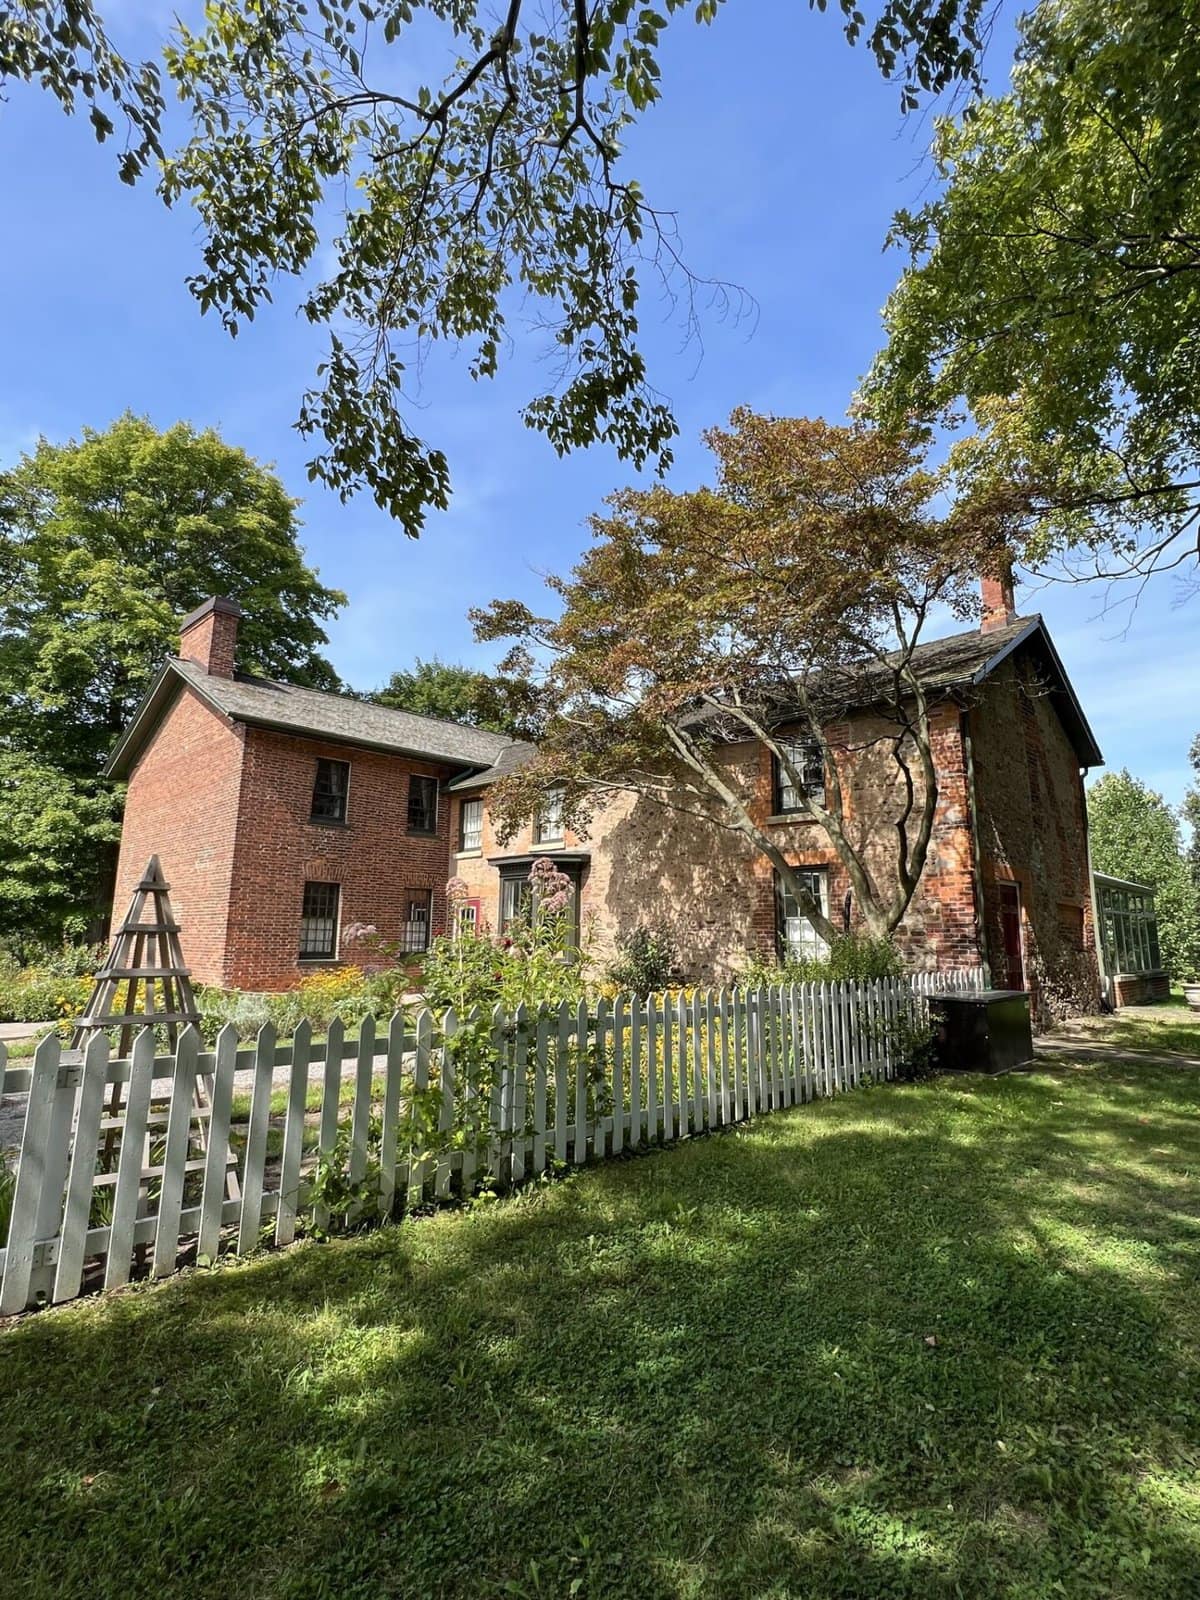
xmin=744 ymin=701 xmax=985 ymax=972
xmin=222 ymin=728 xmax=459 ymax=989
xmin=967 ymin=657 xmax=1100 ymax=1021
xmin=463 ymin=705 xmax=988 ymax=983
xmin=1112 ymin=972 xmax=1170 ymax=1007
xmin=111 ymin=688 xmax=246 ymax=986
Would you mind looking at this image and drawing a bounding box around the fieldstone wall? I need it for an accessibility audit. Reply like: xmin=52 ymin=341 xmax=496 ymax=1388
xmin=967 ymin=656 xmax=1101 ymax=1022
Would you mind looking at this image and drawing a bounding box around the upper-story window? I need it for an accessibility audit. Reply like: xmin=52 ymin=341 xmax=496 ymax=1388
xmin=459 ymin=797 xmax=483 ymax=852
xmin=407 ymin=774 xmax=438 ymax=834
xmin=773 ymin=738 xmax=825 ymax=814
xmin=311 ymin=758 xmax=350 ymax=823
xmin=534 ymin=787 xmax=565 ymax=844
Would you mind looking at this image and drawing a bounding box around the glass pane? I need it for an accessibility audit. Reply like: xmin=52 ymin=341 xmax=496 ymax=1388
xmin=401 ymin=891 xmax=431 ymax=953
xmin=311 ymin=759 xmax=349 ymax=822
xmin=461 ymin=799 xmax=483 ymax=851
xmin=777 ymin=740 xmax=824 ymax=811
xmin=408 ymin=776 xmax=437 ymax=832
xmin=299 ymin=881 xmax=339 ymax=958
xmin=779 ymin=870 xmax=829 ymax=958
xmin=536 ymin=789 xmax=564 ymax=842
xmin=500 ymin=876 xmax=526 ymax=930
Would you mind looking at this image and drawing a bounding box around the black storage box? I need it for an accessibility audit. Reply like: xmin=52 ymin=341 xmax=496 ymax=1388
xmin=929 ymin=989 xmax=1033 ymax=1074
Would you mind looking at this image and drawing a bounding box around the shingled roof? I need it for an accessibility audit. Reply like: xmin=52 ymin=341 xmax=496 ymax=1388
xmin=107 ymin=657 xmax=516 ymax=778
xmin=682 ymin=614 xmax=1103 ymax=769
xmin=108 ymin=612 xmax=1101 ymax=783
xmin=447 ymin=740 xmax=539 ymax=792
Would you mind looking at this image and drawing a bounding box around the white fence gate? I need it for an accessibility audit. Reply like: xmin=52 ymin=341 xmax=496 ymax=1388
xmin=0 ymin=969 xmax=984 ymax=1313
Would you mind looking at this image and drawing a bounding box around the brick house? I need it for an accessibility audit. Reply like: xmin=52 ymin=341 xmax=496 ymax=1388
xmin=108 ymin=598 xmax=514 ymax=990
xmin=109 ymin=579 xmax=1104 ymax=1018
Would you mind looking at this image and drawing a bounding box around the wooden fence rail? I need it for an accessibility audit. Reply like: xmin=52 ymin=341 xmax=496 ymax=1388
xmin=0 ymin=969 xmax=983 ymax=1313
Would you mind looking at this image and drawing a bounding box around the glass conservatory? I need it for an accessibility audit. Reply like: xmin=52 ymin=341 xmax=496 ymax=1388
xmin=1093 ymin=873 xmax=1167 ymax=1006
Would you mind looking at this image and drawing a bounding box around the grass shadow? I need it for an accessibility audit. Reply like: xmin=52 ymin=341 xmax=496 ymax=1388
xmin=2 ymin=1057 xmax=1200 ymax=1598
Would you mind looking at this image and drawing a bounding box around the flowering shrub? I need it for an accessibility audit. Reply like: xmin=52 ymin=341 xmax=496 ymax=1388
xmin=0 ymin=958 xmax=93 ymax=1023
xmin=196 ymin=964 xmax=408 ymax=1042
xmin=422 ymin=867 xmax=588 ymax=1015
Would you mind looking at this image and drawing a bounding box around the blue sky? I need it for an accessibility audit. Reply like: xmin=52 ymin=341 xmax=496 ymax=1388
xmin=1 ymin=2 xmax=1197 ymax=816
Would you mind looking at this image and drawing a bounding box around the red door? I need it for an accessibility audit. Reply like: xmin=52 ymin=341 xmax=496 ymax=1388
xmin=997 ymin=882 xmax=1024 ymax=990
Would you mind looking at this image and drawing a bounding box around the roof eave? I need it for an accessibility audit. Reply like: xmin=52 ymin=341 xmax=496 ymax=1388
xmin=230 ymin=709 xmax=492 ymax=772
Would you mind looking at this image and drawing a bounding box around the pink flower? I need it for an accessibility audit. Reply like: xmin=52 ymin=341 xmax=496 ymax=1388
xmin=342 ymin=923 xmax=378 ymax=943
xmin=445 ymin=876 xmax=470 ymax=904
xmin=528 ymin=858 xmax=572 ymax=906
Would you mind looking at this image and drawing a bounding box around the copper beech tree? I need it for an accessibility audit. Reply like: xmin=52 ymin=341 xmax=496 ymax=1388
xmin=473 ymin=410 xmax=1016 ymax=947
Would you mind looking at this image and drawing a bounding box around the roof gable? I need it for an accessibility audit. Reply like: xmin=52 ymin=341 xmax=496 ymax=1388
xmin=962 ymin=617 xmax=1102 ymax=768
xmin=865 ymin=614 xmax=1102 ymax=767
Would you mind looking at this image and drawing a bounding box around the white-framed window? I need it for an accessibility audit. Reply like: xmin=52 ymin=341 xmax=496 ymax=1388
xmin=459 ymin=797 xmax=483 ymax=852
xmin=299 ymin=881 xmax=340 ymax=960
xmin=774 ymin=739 xmax=825 ymax=813
xmin=534 ymin=787 xmax=564 ymax=844
xmin=777 ymin=868 xmax=830 ymax=961
xmin=456 ymin=899 xmax=481 ymax=937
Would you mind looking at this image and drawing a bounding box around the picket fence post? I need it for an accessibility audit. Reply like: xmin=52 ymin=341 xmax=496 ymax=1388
xmin=53 ymin=1032 xmax=110 ymax=1304
xmin=277 ymin=1019 xmax=312 ymax=1247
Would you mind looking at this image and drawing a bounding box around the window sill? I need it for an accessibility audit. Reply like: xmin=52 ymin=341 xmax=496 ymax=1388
xmin=298 ymin=956 xmax=340 ymax=965
xmin=533 ymin=839 xmax=565 ymax=850
xmin=309 ymin=817 xmax=350 ymax=829
xmin=456 ymin=848 xmax=483 ymax=859
xmin=766 ymin=812 xmax=819 ymax=826
xmin=407 ymin=828 xmax=440 ymax=839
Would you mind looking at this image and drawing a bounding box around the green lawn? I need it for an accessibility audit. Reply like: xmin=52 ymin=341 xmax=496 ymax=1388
xmin=3 ymin=1015 xmax=1200 ymax=1599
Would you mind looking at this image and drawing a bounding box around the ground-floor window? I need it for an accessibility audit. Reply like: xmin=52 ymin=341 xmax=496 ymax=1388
xmin=499 ymin=872 xmax=532 ymax=932
xmin=456 ymin=898 xmax=482 ymax=937
xmin=499 ymin=861 xmax=583 ymax=949
xmin=299 ymin=881 xmax=340 ymax=960
xmin=402 ymin=888 xmax=433 ymax=954
xmin=776 ymin=868 xmax=830 ymax=961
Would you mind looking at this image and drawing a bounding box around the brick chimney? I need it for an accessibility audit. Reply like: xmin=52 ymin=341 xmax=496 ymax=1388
xmin=178 ymin=596 xmax=242 ymax=678
xmin=981 ymin=563 xmax=1017 ymax=633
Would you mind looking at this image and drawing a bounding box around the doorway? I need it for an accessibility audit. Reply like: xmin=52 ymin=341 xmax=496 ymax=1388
xmin=997 ymin=881 xmax=1025 ymax=991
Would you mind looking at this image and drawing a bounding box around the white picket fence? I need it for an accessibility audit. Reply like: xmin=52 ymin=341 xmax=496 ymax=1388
xmin=0 ymin=968 xmax=983 ymax=1313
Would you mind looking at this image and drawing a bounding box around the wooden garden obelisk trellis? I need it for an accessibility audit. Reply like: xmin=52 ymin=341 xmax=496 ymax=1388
xmin=73 ymin=855 xmax=199 ymax=1060
xmin=72 ymin=856 xmax=237 ymax=1197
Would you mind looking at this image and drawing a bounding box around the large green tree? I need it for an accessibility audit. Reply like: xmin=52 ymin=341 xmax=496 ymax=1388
xmin=370 ymin=658 xmax=537 ymax=741
xmin=1184 ymin=733 xmax=1200 ymax=889
xmin=2 ymin=0 xmax=985 ymax=535
xmin=1087 ymin=770 xmax=1200 ymax=981
xmin=868 ymin=0 xmax=1200 ymax=590
xmin=0 ymin=413 xmax=345 ymax=937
